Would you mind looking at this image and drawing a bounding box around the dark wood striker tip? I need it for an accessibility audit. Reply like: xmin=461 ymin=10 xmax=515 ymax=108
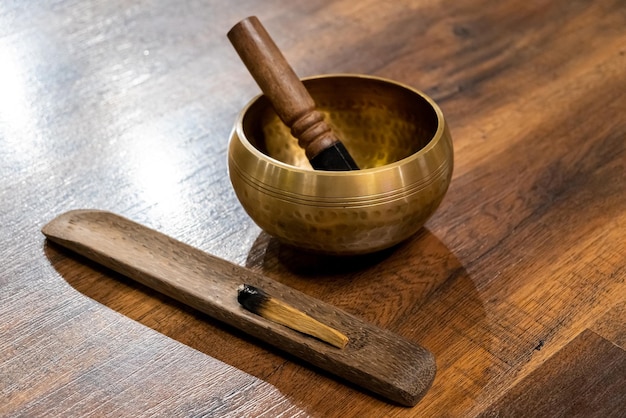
xmin=227 ymin=16 xmax=359 ymax=171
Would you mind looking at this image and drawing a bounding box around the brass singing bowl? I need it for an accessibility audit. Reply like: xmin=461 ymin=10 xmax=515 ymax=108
xmin=228 ymin=74 xmax=453 ymax=255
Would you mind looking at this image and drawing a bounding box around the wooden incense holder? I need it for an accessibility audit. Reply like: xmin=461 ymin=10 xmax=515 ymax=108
xmin=228 ymin=16 xmax=359 ymax=171
xmin=42 ymin=210 xmax=436 ymax=406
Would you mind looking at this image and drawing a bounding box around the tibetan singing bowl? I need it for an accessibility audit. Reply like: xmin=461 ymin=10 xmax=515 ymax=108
xmin=228 ymin=74 xmax=453 ymax=255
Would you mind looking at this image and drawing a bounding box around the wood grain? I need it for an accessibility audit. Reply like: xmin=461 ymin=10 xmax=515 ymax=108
xmin=1 ymin=0 xmax=625 ymax=416
xmin=478 ymin=330 xmax=626 ymax=417
xmin=41 ymin=209 xmax=436 ymax=406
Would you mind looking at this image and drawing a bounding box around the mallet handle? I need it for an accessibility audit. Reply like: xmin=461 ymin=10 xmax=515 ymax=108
xmin=227 ymin=16 xmax=337 ymax=159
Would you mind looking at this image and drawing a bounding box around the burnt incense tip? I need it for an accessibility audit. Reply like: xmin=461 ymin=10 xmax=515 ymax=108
xmin=237 ymin=284 xmax=270 ymax=313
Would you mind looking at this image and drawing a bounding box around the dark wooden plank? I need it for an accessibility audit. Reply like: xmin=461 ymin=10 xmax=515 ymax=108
xmin=479 ymin=330 xmax=626 ymax=418
xmin=42 ymin=209 xmax=436 ymax=406
xmin=1 ymin=0 xmax=625 ymax=416
xmin=591 ymin=303 xmax=626 ymax=350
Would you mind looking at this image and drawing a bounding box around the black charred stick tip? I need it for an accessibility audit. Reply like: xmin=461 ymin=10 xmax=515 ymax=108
xmin=237 ymin=284 xmax=270 ymax=313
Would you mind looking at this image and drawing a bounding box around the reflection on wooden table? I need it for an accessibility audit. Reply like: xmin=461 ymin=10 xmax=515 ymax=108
xmin=1 ymin=1 xmax=624 ymax=417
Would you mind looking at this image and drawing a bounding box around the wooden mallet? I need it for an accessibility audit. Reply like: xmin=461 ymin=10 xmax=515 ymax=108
xmin=228 ymin=16 xmax=359 ymax=171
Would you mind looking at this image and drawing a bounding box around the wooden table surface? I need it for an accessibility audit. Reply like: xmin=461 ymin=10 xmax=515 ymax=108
xmin=1 ymin=1 xmax=624 ymax=416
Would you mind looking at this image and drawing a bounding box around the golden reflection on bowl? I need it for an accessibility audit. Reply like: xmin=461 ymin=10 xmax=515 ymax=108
xmin=228 ymin=74 xmax=453 ymax=255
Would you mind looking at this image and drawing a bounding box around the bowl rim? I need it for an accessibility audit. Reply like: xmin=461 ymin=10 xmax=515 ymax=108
xmin=233 ymin=73 xmax=446 ymax=176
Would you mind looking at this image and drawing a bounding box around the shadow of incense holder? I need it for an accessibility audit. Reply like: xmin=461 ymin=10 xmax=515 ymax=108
xmin=228 ymin=16 xmax=359 ymax=171
xmin=42 ymin=210 xmax=436 ymax=406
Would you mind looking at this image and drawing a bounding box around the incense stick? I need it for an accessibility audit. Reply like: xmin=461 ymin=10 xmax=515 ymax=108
xmin=237 ymin=284 xmax=349 ymax=349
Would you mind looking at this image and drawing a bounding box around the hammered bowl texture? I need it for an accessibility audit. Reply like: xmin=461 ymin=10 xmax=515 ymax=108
xmin=228 ymin=74 xmax=453 ymax=255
